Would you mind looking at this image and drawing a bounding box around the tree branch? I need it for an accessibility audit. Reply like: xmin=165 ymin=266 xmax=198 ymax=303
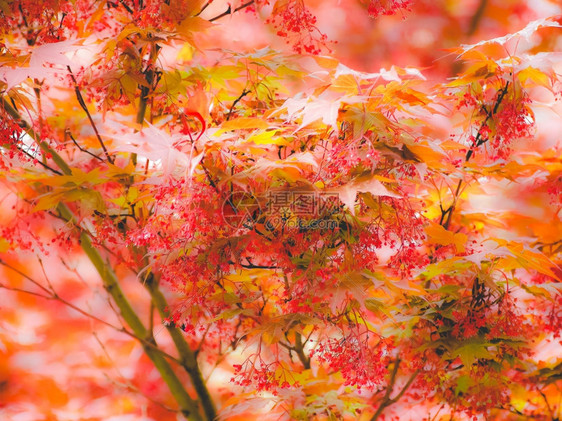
xmin=144 ymin=273 xmax=217 ymax=421
xmin=0 ymin=260 xmax=184 ymax=367
xmin=56 ymin=203 xmax=203 ymax=420
xmin=294 ymin=331 xmax=311 ymax=369
xmin=209 ymin=0 xmax=255 ymax=22
xmin=467 ymin=0 xmax=487 ymax=37
xmin=128 ymin=41 xmax=218 ymax=420
xmin=66 ymin=67 xmax=113 ymax=163
xmin=370 ymin=360 xmax=419 ymax=421
xmin=440 ymin=82 xmax=510 ymax=231
xmin=2 ymin=109 xmax=204 ymax=418
xmin=1 ymin=96 xmax=71 ymax=174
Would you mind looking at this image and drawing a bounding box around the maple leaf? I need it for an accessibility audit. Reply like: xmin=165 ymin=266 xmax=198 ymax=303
xmin=281 ymin=93 xmax=365 ymax=131
xmin=281 ymin=93 xmax=342 ymax=130
xmin=109 ymin=123 xmax=203 ymax=179
xmin=334 ymin=63 xmax=426 ymax=82
xmin=334 ymin=177 xmax=401 ymax=215
xmin=425 ymin=222 xmax=467 ymax=253
xmin=1 ymin=1 xmax=562 ymax=420
xmin=0 ymin=40 xmax=89 ymax=89
xmin=459 ymin=17 xmax=562 ymax=54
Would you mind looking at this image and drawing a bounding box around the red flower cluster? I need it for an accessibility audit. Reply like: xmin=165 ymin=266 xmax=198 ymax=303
xmin=314 ymin=330 xmax=391 ymax=390
xmin=490 ymin=95 xmax=534 ymax=160
xmin=366 ymin=0 xmax=412 ymax=19
xmin=232 ymin=349 xmax=295 ymax=393
xmin=456 ymin=81 xmax=535 ymax=161
xmin=263 ymin=0 xmax=329 ymax=54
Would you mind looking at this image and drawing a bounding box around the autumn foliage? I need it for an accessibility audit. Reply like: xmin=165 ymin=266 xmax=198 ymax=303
xmin=0 ymin=0 xmax=561 ymax=420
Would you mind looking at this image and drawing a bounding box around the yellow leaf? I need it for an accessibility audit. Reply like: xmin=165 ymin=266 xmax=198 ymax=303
xmin=106 ymin=161 xmax=136 ymax=179
xmin=117 ymin=24 xmax=144 ymax=42
xmin=33 ymin=191 xmax=65 ymax=212
xmin=393 ymin=88 xmax=428 ymax=105
xmin=510 ymin=384 xmax=528 ymax=412
xmin=311 ymin=55 xmax=339 ymax=70
xmin=221 ymin=118 xmax=271 ymax=131
xmin=425 ymin=222 xmax=467 ymax=253
xmin=176 ymin=17 xmax=213 ymax=43
xmin=39 ymin=168 xmax=102 ymax=187
xmin=246 ymin=130 xmax=288 ymax=145
xmin=271 ymin=167 xmax=302 ymax=183
xmin=504 ymin=242 xmax=561 ymax=281
xmin=166 ymin=0 xmax=206 ymax=16
xmin=225 ymin=268 xmax=273 ymax=283
xmin=406 ymin=142 xmax=446 ymax=168
xmin=0 ymin=0 xmax=9 ymax=14
xmin=176 ymin=43 xmax=194 ymax=62
xmin=518 ymin=66 xmax=551 ymax=89
xmin=448 ymin=61 xmax=498 ymax=87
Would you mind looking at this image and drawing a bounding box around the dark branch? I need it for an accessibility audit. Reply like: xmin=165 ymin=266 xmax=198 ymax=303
xmin=226 ymin=89 xmax=250 ymax=121
xmin=67 ymin=66 xmax=113 ymax=163
xmin=209 ymin=0 xmax=255 ymax=22
xmin=66 ymin=129 xmax=104 ymax=162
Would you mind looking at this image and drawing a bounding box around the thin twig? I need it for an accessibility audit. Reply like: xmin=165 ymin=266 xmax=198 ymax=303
xmin=16 ymin=144 xmax=62 ymax=174
xmin=93 ymin=332 xmax=179 ymax=414
xmin=66 ymin=66 xmax=113 ymax=163
xmin=195 ymin=323 xmax=212 ymax=356
xmin=538 ymin=389 xmax=555 ymax=420
xmin=195 ymin=1 xmax=212 ymax=16
xmin=209 ymin=0 xmax=255 ymax=22
xmin=0 ymin=96 xmax=71 ymax=174
xmin=117 ymin=0 xmax=134 ymax=14
xmin=0 ymin=260 xmax=185 ymax=368
xmin=37 ymin=256 xmax=56 ymax=292
xmin=65 ymin=129 xmax=104 ymax=161
xmin=0 ymin=258 xmax=52 ymax=295
xmin=226 ymin=88 xmax=250 ymax=121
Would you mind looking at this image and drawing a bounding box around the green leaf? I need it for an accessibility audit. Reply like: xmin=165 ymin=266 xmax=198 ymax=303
xmin=427 ymin=284 xmax=463 ymax=298
xmin=210 ymin=308 xmax=252 ymax=322
xmin=455 ymin=375 xmax=471 ymax=395
xmin=452 ymin=340 xmax=493 ymax=366
xmin=364 ymin=298 xmax=385 ymax=314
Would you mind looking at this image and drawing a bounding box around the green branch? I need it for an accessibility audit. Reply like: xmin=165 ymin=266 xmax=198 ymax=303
xmin=57 ymin=204 xmax=203 ymax=421
xmin=129 ymin=40 xmax=217 ymax=420
xmin=2 ymin=96 xmax=204 ymax=420
xmin=146 ymin=275 xmax=217 ymax=421
xmin=1 ymin=96 xmax=71 ymax=175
